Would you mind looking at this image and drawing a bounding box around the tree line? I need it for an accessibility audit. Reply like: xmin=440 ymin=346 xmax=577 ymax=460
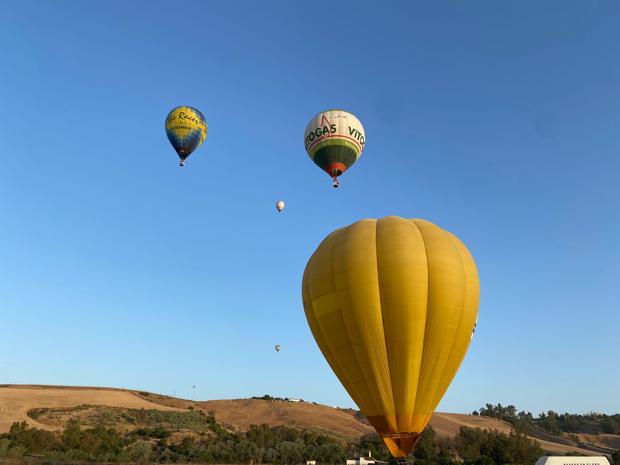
xmin=474 ymin=403 xmax=620 ymax=435
xmin=0 ymin=413 xmax=558 ymax=465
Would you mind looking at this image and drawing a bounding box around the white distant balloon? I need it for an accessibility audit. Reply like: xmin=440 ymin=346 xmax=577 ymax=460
xmin=276 ymin=200 xmax=285 ymax=212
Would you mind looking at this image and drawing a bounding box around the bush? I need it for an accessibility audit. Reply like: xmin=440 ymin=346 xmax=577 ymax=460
xmin=125 ymin=439 xmax=153 ymax=463
xmin=6 ymin=421 xmax=58 ymax=453
xmin=0 ymin=438 xmax=11 ymax=457
xmin=8 ymin=445 xmax=27 ymax=458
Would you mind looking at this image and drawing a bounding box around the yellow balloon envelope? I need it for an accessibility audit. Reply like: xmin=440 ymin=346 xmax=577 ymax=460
xmin=302 ymin=217 xmax=479 ymax=457
xmin=165 ymin=106 xmax=208 ymax=166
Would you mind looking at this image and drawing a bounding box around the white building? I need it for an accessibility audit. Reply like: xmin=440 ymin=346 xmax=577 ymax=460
xmin=535 ymin=456 xmax=610 ymax=465
xmin=346 ymin=458 xmax=375 ymax=465
xmin=346 ymin=453 xmax=375 ymax=465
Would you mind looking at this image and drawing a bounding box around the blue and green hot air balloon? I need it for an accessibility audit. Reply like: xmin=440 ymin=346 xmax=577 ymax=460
xmin=165 ymin=106 xmax=208 ymax=166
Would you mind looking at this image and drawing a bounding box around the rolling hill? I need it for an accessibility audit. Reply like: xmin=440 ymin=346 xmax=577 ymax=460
xmin=0 ymin=385 xmax=180 ymax=432
xmin=0 ymin=385 xmax=616 ymax=456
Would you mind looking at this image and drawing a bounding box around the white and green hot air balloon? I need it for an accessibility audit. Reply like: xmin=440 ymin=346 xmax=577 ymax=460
xmin=304 ymin=109 xmax=365 ymax=188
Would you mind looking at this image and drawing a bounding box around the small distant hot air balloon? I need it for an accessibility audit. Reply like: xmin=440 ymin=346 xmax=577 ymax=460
xmin=302 ymin=217 xmax=479 ymax=458
xmin=165 ymin=106 xmax=208 ymax=166
xmin=275 ymin=344 xmax=281 ymax=352
xmin=304 ymin=109 xmax=365 ymax=188
xmin=276 ymin=200 xmax=285 ymax=212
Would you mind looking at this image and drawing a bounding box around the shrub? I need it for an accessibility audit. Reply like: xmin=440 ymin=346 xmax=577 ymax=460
xmin=0 ymin=438 xmax=11 ymax=457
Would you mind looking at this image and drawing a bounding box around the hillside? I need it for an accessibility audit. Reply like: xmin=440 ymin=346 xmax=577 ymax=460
xmin=197 ymin=398 xmax=372 ymax=440
xmin=0 ymin=385 xmax=180 ymax=432
xmin=0 ymin=385 xmax=616 ymax=457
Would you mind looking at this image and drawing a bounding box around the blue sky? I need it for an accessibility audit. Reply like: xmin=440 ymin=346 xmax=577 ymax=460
xmin=0 ymin=1 xmax=618 ymax=415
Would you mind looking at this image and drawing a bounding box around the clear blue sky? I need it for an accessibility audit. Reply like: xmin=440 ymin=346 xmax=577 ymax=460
xmin=1 ymin=1 xmax=618 ymax=415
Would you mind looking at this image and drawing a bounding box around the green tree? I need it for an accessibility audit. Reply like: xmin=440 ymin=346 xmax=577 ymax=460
xmin=61 ymin=419 xmax=82 ymax=451
xmin=6 ymin=421 xmax=58 ymax=453
xmin=317 ymin=442 xmax=346 ymax=464
xmin=457 ymin=427 xmax=543 ymax=465
xmin=276 ymin=439 xmax=304 ymax=465
xmin=414 ymin=427 xmax=438 ymax=462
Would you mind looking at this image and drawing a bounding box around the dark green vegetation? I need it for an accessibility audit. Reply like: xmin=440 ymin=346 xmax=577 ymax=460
xmin=3 ymin=416 xmax=347 ymax=464
xmin=0 ymin=410 xmax=549 ymax=465
xmin=475 ymin=403 xmax=620 ymax=435
xmin=28 ymin=405 xmax=216 ymax=432
xmin=0 ymin=405 xmax=617 ymax=465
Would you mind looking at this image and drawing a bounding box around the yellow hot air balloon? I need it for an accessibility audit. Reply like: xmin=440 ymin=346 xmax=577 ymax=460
xmin=302 ymin=217 xmax=479 ymax=458
xmin=165 ymin=106 xmax=208 ymax=166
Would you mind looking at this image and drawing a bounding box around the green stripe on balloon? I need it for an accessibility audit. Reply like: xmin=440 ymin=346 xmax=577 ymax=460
xmin=309 ymin=137 xmax=361 ymax=159
xmin=312 ymin=145 xmax=359 ymax=172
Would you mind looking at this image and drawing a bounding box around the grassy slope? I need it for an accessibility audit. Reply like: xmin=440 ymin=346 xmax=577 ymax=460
xmin=0 ymin=385 xmax=180 ymax=432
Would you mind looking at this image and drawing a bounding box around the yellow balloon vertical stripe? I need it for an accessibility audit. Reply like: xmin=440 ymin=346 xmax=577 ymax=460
xmin=302 ymin=217 xmax=479 ymax=457
xmin=375 ymin=218 xmax=429 ymax=433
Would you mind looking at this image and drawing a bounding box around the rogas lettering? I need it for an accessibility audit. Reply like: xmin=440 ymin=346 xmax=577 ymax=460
xmin=304 ymin=124 xmax=365 ymax=149
xmin=304 ymin=124 xmax=337 ymax=149
xmin=303 ymin=109 xmax=365 ymax=188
